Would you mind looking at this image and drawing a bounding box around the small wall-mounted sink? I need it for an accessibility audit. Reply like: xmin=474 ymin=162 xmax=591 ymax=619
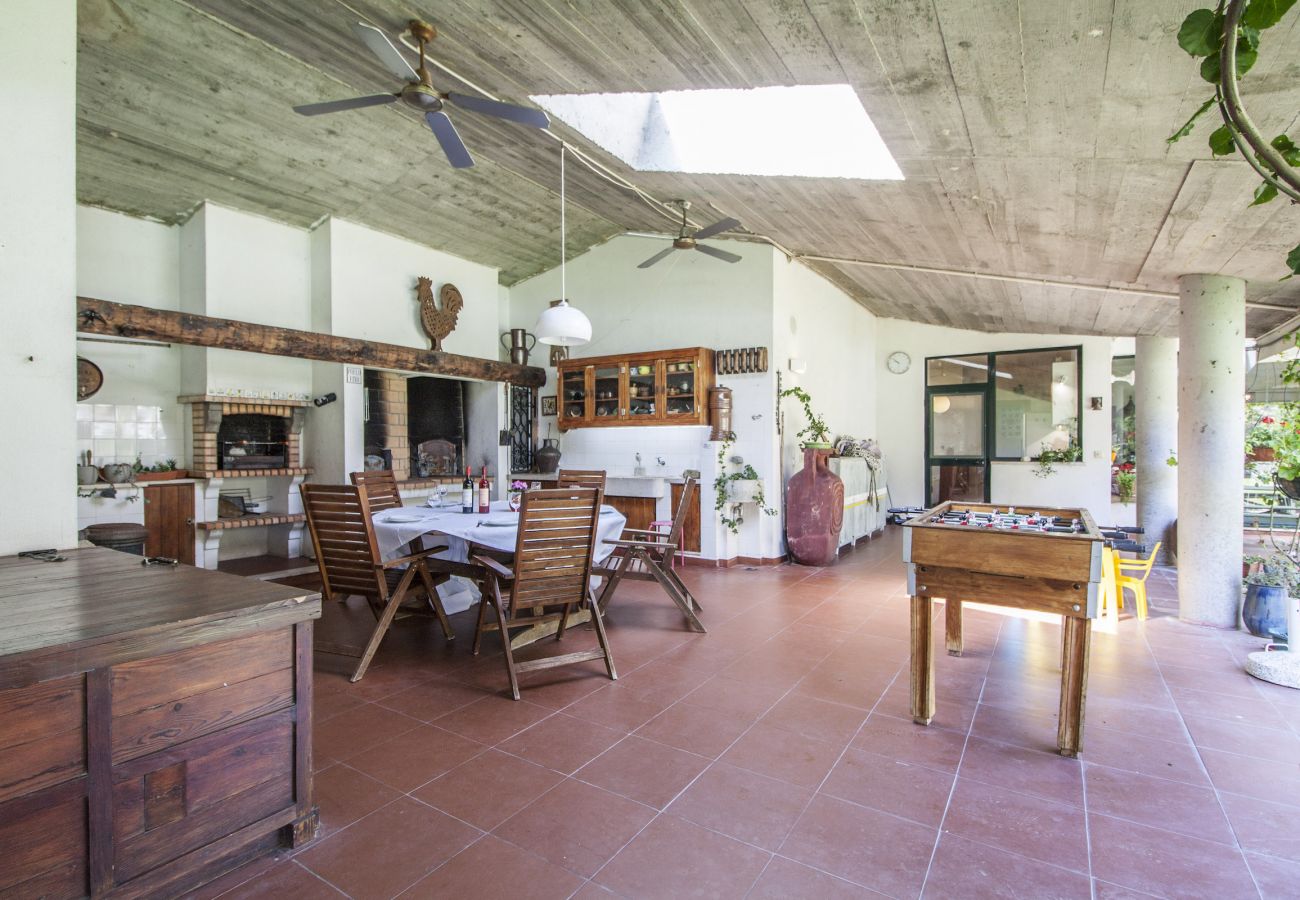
xmin=606 ymin=475 xmax=666 ymax=498
xmin=727 ymin=479 xmax=763 ymax=504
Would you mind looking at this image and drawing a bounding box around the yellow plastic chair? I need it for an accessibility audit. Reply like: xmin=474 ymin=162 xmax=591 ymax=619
xmin=1098 ymin=546 xmax=1120 ymax=618
xmin=1115 ymin=542 xmax=1162 ymax=621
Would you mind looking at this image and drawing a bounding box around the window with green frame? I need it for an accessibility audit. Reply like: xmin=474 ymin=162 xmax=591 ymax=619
xmin=926 ymin=346 xmax=1083 ymax=461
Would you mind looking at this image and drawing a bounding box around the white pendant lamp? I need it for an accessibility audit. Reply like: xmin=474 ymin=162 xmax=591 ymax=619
xmin=535 ymin=145 xmax=592 ymax=346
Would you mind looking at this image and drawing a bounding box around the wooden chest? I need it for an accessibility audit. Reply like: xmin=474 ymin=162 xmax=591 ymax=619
xmin=0 ymin=548 xmax=320 ymax=898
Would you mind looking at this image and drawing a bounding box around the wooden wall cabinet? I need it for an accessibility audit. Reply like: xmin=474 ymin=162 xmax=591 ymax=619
xmin=558 ymin=347 xmax=714 ymax=431
xmin=0 ymin=548 xmax=320 ymax=899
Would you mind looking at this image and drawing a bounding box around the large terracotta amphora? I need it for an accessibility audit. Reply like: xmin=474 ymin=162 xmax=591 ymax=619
xmin=785 ymin=447 xmax=844 ymax=566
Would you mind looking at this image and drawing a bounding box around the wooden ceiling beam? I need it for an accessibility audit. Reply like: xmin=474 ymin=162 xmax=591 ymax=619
xmin=76 ymin=297 xmax=546 ymax=388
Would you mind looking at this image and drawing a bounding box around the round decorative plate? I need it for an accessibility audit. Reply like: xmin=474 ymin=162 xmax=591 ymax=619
xmin=77 ymin=357 xmax=103 ymax=401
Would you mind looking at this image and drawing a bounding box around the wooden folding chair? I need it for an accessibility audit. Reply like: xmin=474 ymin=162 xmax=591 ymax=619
xmin=302 ymin=483 xmax=454 ymax=682
xmin=471 ymin=487 xmax=617 ymax=700
xmin=557 ymin=469 xmax=607 ymax=494
xmin=350 ymin=469 xmax=402 ymax=511
xmin=595 ymin=475 xmax=705 ymax=633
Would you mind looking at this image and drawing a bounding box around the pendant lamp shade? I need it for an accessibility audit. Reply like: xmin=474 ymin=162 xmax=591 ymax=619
xmin=533 ymin=144 xmax=592 ymax=347
xmin=535 ymin=299 xmax=591 ymax=346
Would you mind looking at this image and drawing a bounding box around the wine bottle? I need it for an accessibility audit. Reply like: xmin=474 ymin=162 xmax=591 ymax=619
xmin=461 ymin=465 xmax=473 ymax=513
xmin=478 ymin=466 xmax=490 ymax=514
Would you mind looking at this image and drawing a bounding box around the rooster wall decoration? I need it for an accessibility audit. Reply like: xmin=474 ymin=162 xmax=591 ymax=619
xmin=416 ymin=276 xmax=463 ymax=351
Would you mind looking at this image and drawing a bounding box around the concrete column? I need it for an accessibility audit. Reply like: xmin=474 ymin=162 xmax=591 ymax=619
xmin=1136 ymin=336 xmax=1178 ymax=564
xmin=1177 ymin=274 xmax=1245 ymax=628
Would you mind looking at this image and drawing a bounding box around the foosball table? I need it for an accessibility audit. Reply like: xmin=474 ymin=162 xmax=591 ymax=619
xmin=902 ymin=501 xmax=1104 ymax=757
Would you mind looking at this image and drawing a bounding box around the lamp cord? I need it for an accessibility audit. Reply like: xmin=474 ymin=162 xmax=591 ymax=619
xmin=560 ymin=143 xmax=566 ymax=304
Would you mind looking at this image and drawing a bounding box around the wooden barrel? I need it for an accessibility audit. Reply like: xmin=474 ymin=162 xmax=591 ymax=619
xmin=708 ymin=386 xmax=733 ymax=441
xmin=84 ymin=522 xmax=148 ymax=556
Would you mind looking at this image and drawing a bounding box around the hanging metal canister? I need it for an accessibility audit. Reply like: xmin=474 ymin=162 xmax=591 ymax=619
xmin=708 ymin=385 xmax=733 ymax=441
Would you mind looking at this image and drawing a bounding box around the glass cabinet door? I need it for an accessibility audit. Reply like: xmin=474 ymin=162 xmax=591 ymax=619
xmin=627 ymin=360 xmax=657 ymax=420
xmin=592 ymin=363 xmax=622 ymax=423
xmin=662 ymin=357 xmax=698 ymax=419
xmin=561 ymin=368 xmax=587 ymax=424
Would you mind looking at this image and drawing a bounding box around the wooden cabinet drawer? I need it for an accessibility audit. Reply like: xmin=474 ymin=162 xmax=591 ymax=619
xmin=112 ymin=709 xmax=296 ymax=885
xmin=0 ymin=782 xmax=88 ymax=899
xmin=110 ymin=629 xmax=294 ymax=763
xmin=0 ymin=674 xmax=86 ymax=804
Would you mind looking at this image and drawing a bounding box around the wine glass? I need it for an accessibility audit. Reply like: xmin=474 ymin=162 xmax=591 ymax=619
xmin=435 ymin=483 xmax=447 ymax=507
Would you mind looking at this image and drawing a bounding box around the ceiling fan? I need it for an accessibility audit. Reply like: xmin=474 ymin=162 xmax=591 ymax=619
xmin=292 ymin=19 xmax=549 ymax=169
xmin=637 ymin=201 xmax=742 ymax=268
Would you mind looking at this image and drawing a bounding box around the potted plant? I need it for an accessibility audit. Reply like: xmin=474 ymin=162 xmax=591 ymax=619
xmin=1244 ymin=554 xmax=1265 ymax=580
xmin=1243 ymin=553 xmax=1296 ymax=638
xmin=1246 ymin=416 xmax=1279 ymax=462
xmin=1033 ymin=444 xmax=1082 ymax=479
xmin=713 ymin=440 xmax=777 ymax=535
xmin=779 ymin=387 xmax=842 ymax=565
xmin=1114 ymin=465 xmax=1136 ymax=504
xmin=132 ymin=457 xmax=188 ymax=482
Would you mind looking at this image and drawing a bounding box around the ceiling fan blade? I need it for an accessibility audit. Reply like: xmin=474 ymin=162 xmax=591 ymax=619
xmin=293 ymin=94 xmax=398 ymax=116
xmin=637 ymin=246 xmax=678 ymax=269
xmin=694 ymin=243 xmax=742 ymax=264
xmin=446 ymin=92 xmax=550 ymax=128
xmin=692 ymin=216 xmax=741 ymax=240
xmin=352 ymin=21 xmax=419 ymax=83
xmin=425 ymin=111 xmax=475 ymax=168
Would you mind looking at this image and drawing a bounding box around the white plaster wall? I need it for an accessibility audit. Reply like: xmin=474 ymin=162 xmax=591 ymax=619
xmin=326 ymin=217 xmax=501 ymax=358
xmin=0 ymin=0 xmax=78 ymax=554
xmin=508 ymin=234 xmax=775 ymax=560
xmin=875 ymin=319 xmax=1115 ymax=519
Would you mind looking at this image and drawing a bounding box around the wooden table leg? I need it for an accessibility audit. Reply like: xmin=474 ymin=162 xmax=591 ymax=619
xmin=1057 ymin=615 xmax=1092 ymax=757
xmin=910 ymin=594 xmax=936 ymax=725
xmin=945 ymin=598 xmax=963 ymax=657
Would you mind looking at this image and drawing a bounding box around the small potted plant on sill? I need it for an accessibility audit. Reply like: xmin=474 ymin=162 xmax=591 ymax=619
xmin=779 ymin=387 xmax=842 ymax=566
xmin=1243 ymin=553 xmax=1297 ymax=639
xmin=1246 ymin=416 xmax=1280 ymax=463
xmin=1114 ymin=465 xmax=1135 ymax=504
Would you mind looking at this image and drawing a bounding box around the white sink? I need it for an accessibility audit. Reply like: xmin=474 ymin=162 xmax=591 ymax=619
xmin=606 ymin=475 xmax=666 ymax=499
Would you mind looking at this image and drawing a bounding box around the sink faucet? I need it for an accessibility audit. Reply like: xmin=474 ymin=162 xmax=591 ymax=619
xmin=656 ymin=456 xmax=666 ymax=467
xmin=633 ymin=452 xmax=646 ymax=477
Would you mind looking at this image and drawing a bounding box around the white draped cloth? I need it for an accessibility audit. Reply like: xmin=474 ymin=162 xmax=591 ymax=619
xmin=371 ymin=500 xmax=626 ymax=615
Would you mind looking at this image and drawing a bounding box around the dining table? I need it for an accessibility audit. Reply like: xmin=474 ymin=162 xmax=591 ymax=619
xmin=370 ymin=498 xmax=627 ymax=646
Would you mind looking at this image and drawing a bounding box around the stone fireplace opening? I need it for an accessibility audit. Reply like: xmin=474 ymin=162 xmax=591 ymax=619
xmin=364 ymin=370 xmax=466 ymax=482
xmin=218 ymin=413 xmax=289 ymax=469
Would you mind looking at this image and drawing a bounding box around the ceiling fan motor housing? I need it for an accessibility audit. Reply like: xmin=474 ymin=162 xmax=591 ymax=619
xmin=401 ymin=84 xmax=444 ymax=112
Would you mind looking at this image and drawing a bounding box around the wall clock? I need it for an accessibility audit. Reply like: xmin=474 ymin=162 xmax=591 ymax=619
xmin=886 ymin=351 xmax=911 ymax=374
xmin=77 ymin=357 xmax=103 ymax=401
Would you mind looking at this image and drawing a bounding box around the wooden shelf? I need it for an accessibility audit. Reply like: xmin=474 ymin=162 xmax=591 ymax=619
xmin=193 ymin=467 xmax=314 ymax=479
xmin=198 ymin=513 xmax=306 ymax=531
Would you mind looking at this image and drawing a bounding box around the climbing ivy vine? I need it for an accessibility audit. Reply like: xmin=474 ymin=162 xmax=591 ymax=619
xmin=1167 ymin=0 xmax=1300 ymax=278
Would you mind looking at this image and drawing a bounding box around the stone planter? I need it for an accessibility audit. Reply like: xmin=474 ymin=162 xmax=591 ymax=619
xmin=784 ymin=447 xmax=844 ymax=567
xmin=727 ymin=479 xmax=762 ymax=504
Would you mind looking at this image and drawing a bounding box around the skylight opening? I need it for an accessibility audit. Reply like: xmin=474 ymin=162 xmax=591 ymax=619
xmin=530 ymin=84 xmax=903 ymax=181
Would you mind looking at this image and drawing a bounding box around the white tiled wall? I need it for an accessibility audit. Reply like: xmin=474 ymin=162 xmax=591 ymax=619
xmin=76 ymin=490 xmax=146 ymax=533
xmin=556 ymin=425 xmax=712 ymax=478
xmin=77 ymin=403 xmax=186 ymax=468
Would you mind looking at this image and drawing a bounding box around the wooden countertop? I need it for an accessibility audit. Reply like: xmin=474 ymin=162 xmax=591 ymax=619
xmin=0 ymin=547 xmax=320 ymax=666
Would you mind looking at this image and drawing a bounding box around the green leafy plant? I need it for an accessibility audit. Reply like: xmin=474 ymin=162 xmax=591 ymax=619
xmin=1032 ymin=444 xmax=1083 ymax=479
xmin=1247 ymin=415 xmax=1281 ymax=449
xmin=1167 ymin=0 xmax=1300 ymax=279
xmin=132 ymin=456 xmax=179 ymax=473
xmin=713 ymin=439 xmax=777 ymax=534
xmin=1115 ymin=470 xmax=1136 ymax=504
xmin=1167 ymin=449 xmax=1179 ymax=467
xmin=779 ymin=387 xmax=831 ymax=446
xmin=1245 ymin=552 xmax=1300 ymax=592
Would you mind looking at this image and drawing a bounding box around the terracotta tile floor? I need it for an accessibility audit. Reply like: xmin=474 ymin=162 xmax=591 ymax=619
xmin=202 ymin=529 xmax=1300 ymax=899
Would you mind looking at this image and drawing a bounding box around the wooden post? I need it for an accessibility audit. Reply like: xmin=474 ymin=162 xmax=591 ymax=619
xmin=910 ymin=595 xmax=935 ymax=725
xmin=1057 ymin=616 xmax=1091 ymax=757
xmin=76 ymin=297 xmax=546 ymax=388
xmin=945 ymin=598 xmax=963 ymax=656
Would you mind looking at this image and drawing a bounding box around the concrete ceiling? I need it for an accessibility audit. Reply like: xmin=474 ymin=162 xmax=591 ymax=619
xmin=77 ymin=0 xmax=1300 ymax=337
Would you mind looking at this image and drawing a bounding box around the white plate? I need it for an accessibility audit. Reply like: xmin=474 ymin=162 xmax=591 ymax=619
xmin=478 ymin=514 xmax=518 ymax=527
xmin=382 ymin=514 xmax=424 ymax=524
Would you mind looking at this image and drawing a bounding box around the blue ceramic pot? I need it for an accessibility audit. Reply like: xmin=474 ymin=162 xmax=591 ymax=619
xmin=1243 ymin=583 xmax=1289 ymax=638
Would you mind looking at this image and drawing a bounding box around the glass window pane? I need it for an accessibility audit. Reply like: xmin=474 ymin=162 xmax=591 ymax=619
xmin=930 ymin=393 xmax=984 ymax=458
xmin=992 ymin=349 xmax=1080 ymax=458
xmin=927 ymin=354 xmax=990 ymax=386
xmin=1111 ymin=356 xmax=1134 ymax=467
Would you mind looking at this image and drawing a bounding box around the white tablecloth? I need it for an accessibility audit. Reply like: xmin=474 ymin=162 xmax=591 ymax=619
xmin=371 ymin=500 xmax=626 ymax=615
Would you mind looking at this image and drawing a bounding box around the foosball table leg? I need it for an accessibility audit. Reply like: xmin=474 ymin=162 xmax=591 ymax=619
xmin=1057 ymin=616 xmax=1092 ymax=757
xmin=910 ymin=594 xmax=936 ymax=725
xmin=945 ymin=598 xmax=963 ymax=657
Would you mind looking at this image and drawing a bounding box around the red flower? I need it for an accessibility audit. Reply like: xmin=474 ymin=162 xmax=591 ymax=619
xmin=1262 ymin=416 xmax=1276 ymax=424
xmin=1119 ymin=463 xmax=1134 ymax=472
